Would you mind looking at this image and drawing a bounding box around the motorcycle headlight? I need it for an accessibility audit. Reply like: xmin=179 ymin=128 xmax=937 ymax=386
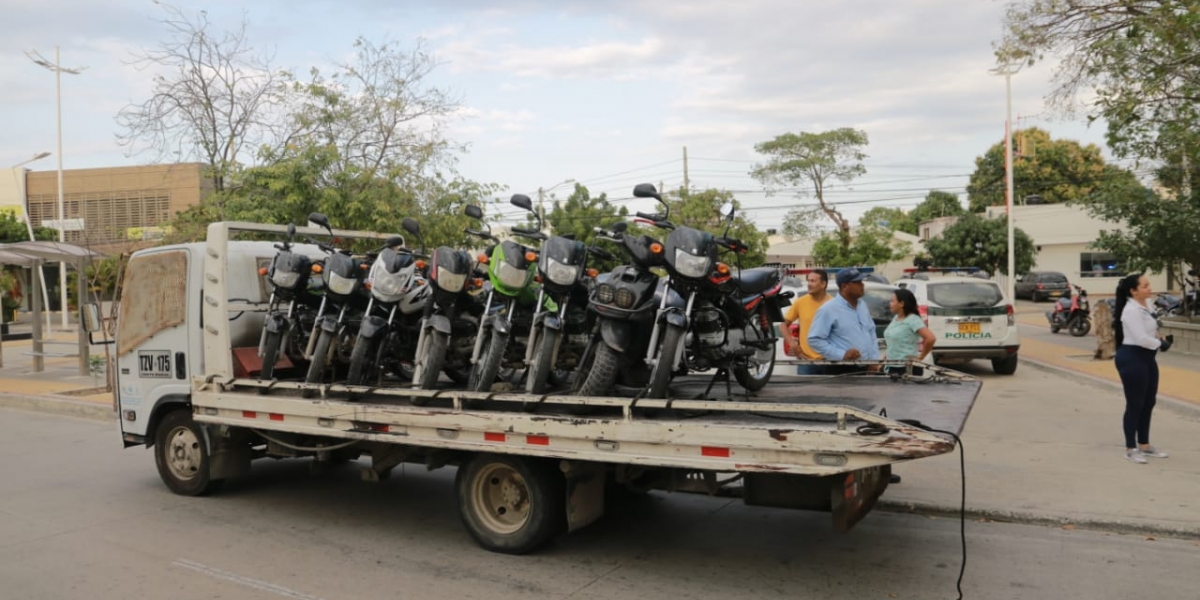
xmin=674 ymin=249 xmax=711 ymax=279
xmin=546 ymin=258 xmax=581 ymax=286
xmin=326 ymin=271 xmax=358 ymax=296
xmin=495 ymin=260 xmax=529 ymax=289
xmin=615 ymin=287 xmax=635 ymax=309
xmin=436 ymin=266 xmax=467 ymax=292
xmin=270 ymin=270 xmax=301 ymax=289
xmin=372 ymin=271 xmax=407 ymax=301
xmin=596 ymin=284 xmax=615 ymax=304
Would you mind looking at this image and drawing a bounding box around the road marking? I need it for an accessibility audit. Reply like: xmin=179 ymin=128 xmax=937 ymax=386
xmin=173 ymin=559 xmax=328 ymax=600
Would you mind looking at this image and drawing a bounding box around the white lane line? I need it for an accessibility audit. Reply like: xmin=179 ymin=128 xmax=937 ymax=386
xmin=173 ymin=559 xmax=329 ymax=600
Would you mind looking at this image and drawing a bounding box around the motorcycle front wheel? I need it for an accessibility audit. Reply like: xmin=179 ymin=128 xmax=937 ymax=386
xmin=646 ymin=324 xmax=684 ymax=399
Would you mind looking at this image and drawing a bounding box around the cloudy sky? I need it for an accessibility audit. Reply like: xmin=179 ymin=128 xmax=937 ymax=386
xmin=1 ymin=0 xmax=1115 ymax=229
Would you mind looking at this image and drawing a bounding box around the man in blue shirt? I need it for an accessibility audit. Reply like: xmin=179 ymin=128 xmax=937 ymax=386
xmin=807 ymin=268 xmax=881 ymax=362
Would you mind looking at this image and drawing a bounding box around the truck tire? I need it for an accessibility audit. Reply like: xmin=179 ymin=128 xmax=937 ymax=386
xmin=526 ymin=328 xmax=559 ymax=394
xmin=992 ymin=353 xmax=1019 ymax=375
xmin=154 ymin=410 xmax=223 ymax=496
xmin=733 ymin=321 xmax=775 ymax=392
xmin=260 ymin=329 xmax=283 ymax=382
xmin=303 ymin=329 xmax=333 ymax=398
xmin=468 ymin=327 xmax=507 ymax=393
xmin=456 ymin=454 xmax=565 ymax=555
xmin=347 ymin=334 xmax=376 ymax=386
xmin=413 ymin=330 xmax=449 ymax=406
xmin=646 ymin=324 xmax=684 ymax=399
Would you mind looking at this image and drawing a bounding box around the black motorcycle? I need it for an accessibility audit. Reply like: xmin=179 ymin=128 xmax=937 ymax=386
xmin=410 ymin=218 xmax=483 ymax=395
xmin=258 ymin=222 xmax=323 ymax=382
xmin=303 ymin=214 xmax=372 ymax=396
xmin=635 ymin=184 xmax=784 ymax=399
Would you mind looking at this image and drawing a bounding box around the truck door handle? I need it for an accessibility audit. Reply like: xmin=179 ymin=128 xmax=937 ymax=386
xmin=175 ymin=352 xmax=186 ymax=380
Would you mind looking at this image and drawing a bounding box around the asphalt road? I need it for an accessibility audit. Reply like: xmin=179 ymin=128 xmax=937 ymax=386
xmin=2 ymin=408 xmax=1197 ymax=600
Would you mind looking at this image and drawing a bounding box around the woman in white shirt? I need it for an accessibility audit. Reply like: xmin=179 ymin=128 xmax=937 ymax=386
xmin=1113 ymin=274 xmax=1172 ymax=464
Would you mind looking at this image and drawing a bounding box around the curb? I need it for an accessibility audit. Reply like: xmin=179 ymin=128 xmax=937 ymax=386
xmin=877 ymin=499 xmax=1200 ymax=541
xmin=1018 ymin=356 xmax=1200 ymax=419
xmin=0 ymin=392 xmax=116 ymax=422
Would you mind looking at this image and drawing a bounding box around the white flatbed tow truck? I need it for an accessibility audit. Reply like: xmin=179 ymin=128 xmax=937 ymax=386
xmin=108 ymin=221 xmax=980 ymax=554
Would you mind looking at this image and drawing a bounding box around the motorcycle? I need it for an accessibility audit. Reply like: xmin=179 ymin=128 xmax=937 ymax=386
xmin=524 ymin=231 xmax=609 ymax=394
xmin=302 ymin=213 xmax=372 ymax=396
xmin=1046 ymin=283 xmax=1091 ymax=337
xmin=345 ymin=218 xmax=431 ymax=386
xmin=409 ymin=218 xmax=484 ymax=395
xmin=464 ymin=194 xmax=552 ymax=393
xmin=257 ymin=222 xmax=324 ymax=382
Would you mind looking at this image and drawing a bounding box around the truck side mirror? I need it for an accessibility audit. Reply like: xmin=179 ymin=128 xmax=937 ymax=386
xmin=83 ymin=303 xmax=102 ymax=333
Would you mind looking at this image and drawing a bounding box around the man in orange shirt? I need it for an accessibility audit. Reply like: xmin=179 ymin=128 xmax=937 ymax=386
xmin=781 ymin=269 xmax=831 ymax=374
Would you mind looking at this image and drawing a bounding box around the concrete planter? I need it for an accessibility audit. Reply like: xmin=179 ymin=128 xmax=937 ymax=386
xmin=1160 ymin=318 xmax=1200 ymax=355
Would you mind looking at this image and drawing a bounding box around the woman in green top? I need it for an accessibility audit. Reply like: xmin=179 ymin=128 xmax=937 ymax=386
xmin=884 ymin=288 xmax=935 ymax=361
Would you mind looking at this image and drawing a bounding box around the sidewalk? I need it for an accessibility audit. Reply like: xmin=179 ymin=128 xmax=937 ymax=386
xmin=1 ymin=313 xmax=1198 ymax=539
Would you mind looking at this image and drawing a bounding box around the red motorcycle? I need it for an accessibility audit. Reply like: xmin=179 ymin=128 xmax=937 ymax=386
xmin=1046 ymin=284 xmax=1090 ymax=337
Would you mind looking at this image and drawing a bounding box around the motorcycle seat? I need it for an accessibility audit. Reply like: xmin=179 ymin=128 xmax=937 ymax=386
xmin=732 ymin=267 xmax=781 ymax=295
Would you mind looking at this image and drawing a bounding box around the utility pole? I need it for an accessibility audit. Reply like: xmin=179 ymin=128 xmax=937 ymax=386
xmin=28 ymin=47 xmax=85 ymax=328
xmin=682 ymin=146 xmax=689 ymax=195
xmin=992 ymin=55 xmax=1021 ymax=303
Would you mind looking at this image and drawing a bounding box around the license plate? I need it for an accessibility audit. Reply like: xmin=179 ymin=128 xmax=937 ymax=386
xmin=957 ymin=323 xmax=981 ymax=334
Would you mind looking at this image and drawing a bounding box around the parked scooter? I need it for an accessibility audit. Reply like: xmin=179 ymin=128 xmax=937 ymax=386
xmin=1046 ymin=283 xmax=1091 ymax=337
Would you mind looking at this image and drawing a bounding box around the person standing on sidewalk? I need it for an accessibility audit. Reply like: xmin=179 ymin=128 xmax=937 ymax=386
xmin=808 ymin=268 xmax=881 ymax=370
xmin=1113 ymin=273 xmax=1173 ymax=464
xmin=883 ymin=288 xmax=935 ymax=362
xmin=781 ymin=270 xmax=832 ymax=374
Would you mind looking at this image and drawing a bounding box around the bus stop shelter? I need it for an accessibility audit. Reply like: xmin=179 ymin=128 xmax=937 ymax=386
xmin=0 ymin=241 xmax=99 ymax=375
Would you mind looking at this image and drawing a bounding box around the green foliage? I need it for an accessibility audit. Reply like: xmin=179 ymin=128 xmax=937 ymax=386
xmin=909 ymin=190 xmax=966 ymax=225
xmin=751 ymin=127 xmax=869 ymax=244
xmin=1073 ymin=179 xmax=1200 ymax=279
xmin=924 ymin=213 xmax=1036 ymax=276
xmin=663 ymin=188 xmax=769 ymax=267
xmin=0 ymin=211 xmax=57 ymax=243
xmin=811 ymin=226 xmax=908 ymax=268
xmin=780 ymin=207 xmax=825 ymax=239
xmin=545 ymin=184 xmax=629 ymax=245
xmin=858 ymin=206 xmax=916 ymax=236
xmin=965 ymin=128 xmax=1132 ymax=212
xmin=1000 ymin=1 xmax=1200 ymax=162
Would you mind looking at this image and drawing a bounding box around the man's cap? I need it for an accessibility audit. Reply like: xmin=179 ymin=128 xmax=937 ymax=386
xmin=835 ymin=267 xmax=868 ymax=286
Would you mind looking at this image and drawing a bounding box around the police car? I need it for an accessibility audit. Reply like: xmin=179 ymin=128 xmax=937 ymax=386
xmin=895 ymin=267 xmax=1020 ymax=375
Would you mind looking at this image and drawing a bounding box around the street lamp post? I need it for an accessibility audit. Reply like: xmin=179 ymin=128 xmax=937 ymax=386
xmin=8 ymin=152 xmax=54 ymax=333
xmin=28 ymin=47 xmax=85 ymax=328
xmin=536 ymin=178 xmax=576 ymax=226
xmin=992 ymin=57 xmax=1022 ymax=302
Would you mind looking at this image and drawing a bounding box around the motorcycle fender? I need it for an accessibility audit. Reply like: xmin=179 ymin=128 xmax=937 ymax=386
xmin=491 ymin=315 xmax=512 ymax=336
xmin=265 ymin=314 xmax=289 ymax=334
xmin=318 ymin=316 xmax=339 ymax=334
xmin=542 ymin=313 xmax=563 ymax=332
xmin=600 ymin=319 xmax=634 ymax=353
xmin=359 ymin=315 xmax=389 ymax=339
xmin=425 ymin=314 xmax=452 ymax=335
xmin=663 ymin=308 xmax=688 ymax=329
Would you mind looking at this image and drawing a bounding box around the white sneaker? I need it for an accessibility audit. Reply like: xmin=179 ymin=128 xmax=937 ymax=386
xmin=1140 ymin=446 xmax=1169 ymax=459
xmin=1125 ymin=448 xmax=1147 ymax=464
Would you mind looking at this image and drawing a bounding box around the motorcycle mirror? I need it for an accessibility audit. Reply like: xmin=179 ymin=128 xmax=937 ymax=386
xmin=510 ymin=194 xmax=534 ymax=212
xmin=401 ymin=217 xmax=420 ymax=236
xmin=612 ymin=221 xmax=628 ymax=233
xmin=307 ymin=213 xmax=332 ymax=235
xmin=632 ymin=183 xmax=660 ymax=200
xmin=384 ymin=235 xmax=405 ymax=249
xmin=719 ymin=201 xmax=735 ymax=219
xmin=464 ymin=204 xmax=484 ymax=220
xmin=286 ymin=223 xmax=296 ymax=239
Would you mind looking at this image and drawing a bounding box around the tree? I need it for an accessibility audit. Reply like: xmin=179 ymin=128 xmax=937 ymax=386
xmin=751 ymin=128 xmax=869 ymax=251
xmin=0 ymin=211 xmax=56 ymax=243
xmin=116 ymin=3 xmax=283 ymax=191
xmin=909 ymin=190 xmax=965 ymax=226
xmin=965 ymin=128 xmax=1132 ymax=212
xmin=999 ymin=1 xmax=1200 ymax=162
xmin=1073 ymin=176 xmax=1200 ymax=279
xmin=924 ymin=213 xmax=1036 ymax=276
xmin=664 ymin=188 xmax=769 ymax=267
xmin=858 ymin=206 xmax=916 ymax=236
xmin=780 ymin=207 xmax=826 ymax=239
xmin=544 ymin=184 xmax=628 ymax=245
xmin=811 ymin=225 xmax=909 ymax=268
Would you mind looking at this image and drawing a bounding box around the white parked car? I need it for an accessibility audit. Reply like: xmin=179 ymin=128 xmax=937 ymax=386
xmin=895 ymin=275 xmax=1020 ymax=374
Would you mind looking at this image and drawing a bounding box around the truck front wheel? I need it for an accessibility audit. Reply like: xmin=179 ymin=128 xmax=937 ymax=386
xmin=456 ymin=454 xmax=565 ymax=554
xmin=154 ymin=410 xmax=222 ymax=496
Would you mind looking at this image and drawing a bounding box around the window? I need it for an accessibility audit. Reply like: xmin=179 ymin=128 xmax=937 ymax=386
xmin=927 ymin=282 xmax=1004 ymax=308
xmin=1080 ymin=252 xmax=1123 ymax=278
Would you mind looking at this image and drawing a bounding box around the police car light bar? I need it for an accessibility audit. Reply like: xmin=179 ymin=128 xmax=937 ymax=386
xmin=902 ymin=267 xmax=981 ymax=274
xmin=786 ymin=266 xmax=875 ymax=276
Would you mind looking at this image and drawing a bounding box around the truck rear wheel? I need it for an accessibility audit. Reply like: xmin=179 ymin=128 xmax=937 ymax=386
xmin=154 ymin=410 xmax=222 ymax=496
xmin=456 ymin=454 xmax=565 ymax=554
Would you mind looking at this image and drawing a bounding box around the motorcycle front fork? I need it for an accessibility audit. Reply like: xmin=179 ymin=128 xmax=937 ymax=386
xmin=645 ymin=289 xmax=695 ymax=369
